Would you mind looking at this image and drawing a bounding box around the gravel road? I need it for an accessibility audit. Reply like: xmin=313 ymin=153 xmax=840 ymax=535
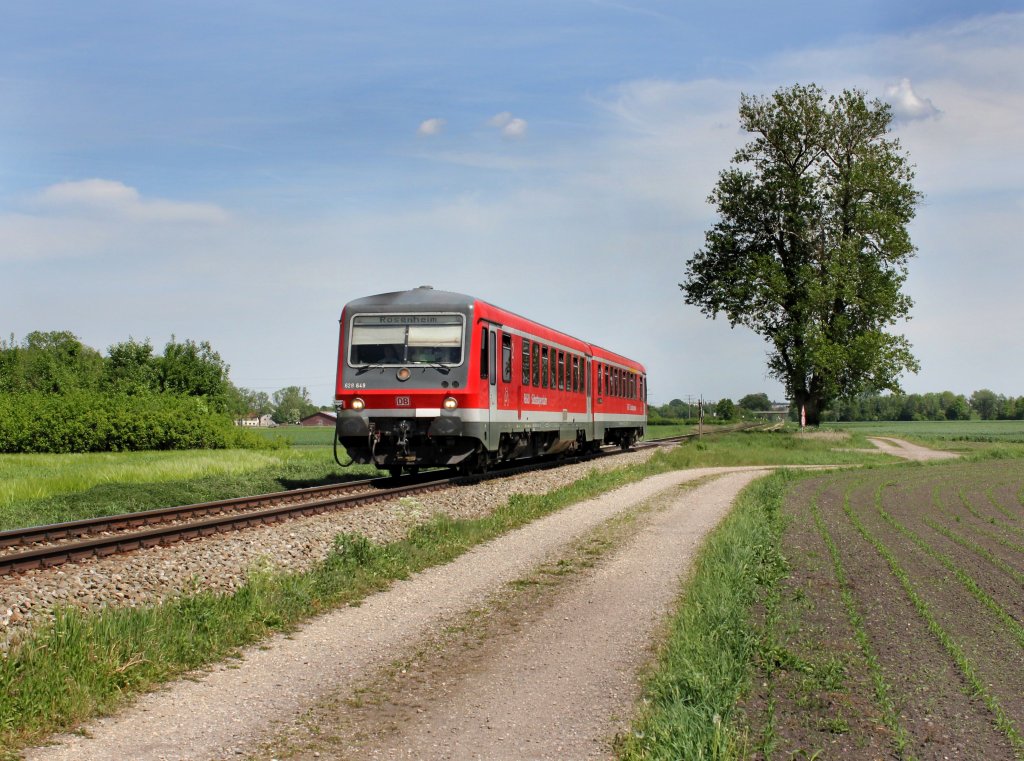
xmin=866 ymin=436 xmax=961 ymax=461
xmin=25 ymin=464 xmax=779 ymax=761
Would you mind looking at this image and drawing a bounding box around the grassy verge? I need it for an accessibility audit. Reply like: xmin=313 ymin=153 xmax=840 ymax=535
xmin=619 ymin=470 xmax=796 ymax=759
xmin=0 ymin=432 xmax=887 ymax=754
xmin=0 ymin=448 xmax=380 ymax=530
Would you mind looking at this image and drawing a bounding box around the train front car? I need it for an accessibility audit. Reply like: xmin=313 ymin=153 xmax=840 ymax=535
xmin=334 ymin=288 xmax=479 ymax=476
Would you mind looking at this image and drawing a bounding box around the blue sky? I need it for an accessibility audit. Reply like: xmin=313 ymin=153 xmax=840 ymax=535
xmin=2 ymin=1 xmax=1022 ymax=405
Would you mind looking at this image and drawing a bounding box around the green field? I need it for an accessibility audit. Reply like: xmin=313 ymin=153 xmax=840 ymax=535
xmin=827 ymin=419 xmax=1024 ymax=444
xmin=252 ymin=425 xmax=336 ymax=446
xmin=0 ymin=444 xmax=380 ymax=531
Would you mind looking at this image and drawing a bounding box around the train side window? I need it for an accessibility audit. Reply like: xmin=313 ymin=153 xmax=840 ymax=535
xmin=522 ymin=338 xmax=531 ymax=386
xmin=532 ymin=342 xmax=541 ymax=386
xmin=501 ymin=334 xmax=513 ymax=383
xmin=479 ymin=327 xmax=488 ymax=380
xmin=550 ymin=351 xmax=557 ymax=389
xmin=603 ymin=365 xmax=609 ymax=396
xmin=541 ymin=347 xmax=549 ymax=389
xmin=571 ymin=356 xmax=579 ymax=392
xmin=557 ymin=352 xmax=565 ymax=390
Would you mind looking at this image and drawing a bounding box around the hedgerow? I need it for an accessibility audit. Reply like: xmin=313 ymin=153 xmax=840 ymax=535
xmin=0 ymin=392 xmax=267 ymax=453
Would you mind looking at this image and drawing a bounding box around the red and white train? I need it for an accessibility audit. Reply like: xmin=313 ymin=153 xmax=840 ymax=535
xmin=334 ymin=287 xmax=647 ymax=475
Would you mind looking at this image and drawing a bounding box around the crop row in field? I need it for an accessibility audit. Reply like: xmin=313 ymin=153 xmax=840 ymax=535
xmin=740 ymin=460 xmax=1024 ymax=759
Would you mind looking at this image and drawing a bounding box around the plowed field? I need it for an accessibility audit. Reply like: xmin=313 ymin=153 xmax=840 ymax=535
xmin=742 ymin=459 xmax=1024 ymax=759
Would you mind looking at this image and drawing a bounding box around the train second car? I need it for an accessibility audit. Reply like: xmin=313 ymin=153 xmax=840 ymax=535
xmin=334 ymin=287 xmax=646 ymax=475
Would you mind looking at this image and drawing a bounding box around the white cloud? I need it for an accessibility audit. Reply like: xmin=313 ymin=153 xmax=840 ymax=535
xmin=488 ymin=111 xmax=513 ymax=128
xmin=417 ymin=117 xmax=446 ymax=136
xmin=488 ymin=111 xmax=528 ymax=139
xmin=501 ymin=117 xmax=528 ymax=139
xmin=33 ymin=179 xmax=228 ymax=223
xmin=885 ymin=78 xmax=940 ymax=121
xmin=1 ymin=180 xmax=230 ymax=262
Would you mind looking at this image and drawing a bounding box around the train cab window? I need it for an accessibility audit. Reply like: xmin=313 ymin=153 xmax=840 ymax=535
xmin=541 ymin=347 xmax=549 ymax=389
xmin=501 ymin=334 xmax=513 ymax=383
xmin=350 ymin=314 xmax=464 ymax=367
xmin=557 ymin=352 xmax=565 ymax=390
xmin=522 ymin=338 xmax=531 ymax=386
xmin=532 ymin=342 xmax=541 ymax=386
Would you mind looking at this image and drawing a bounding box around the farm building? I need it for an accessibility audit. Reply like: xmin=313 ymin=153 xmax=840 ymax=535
xmin=236 ymin=414 xmax=276 ymax=427
xmin=300 ymin=411 xmax=338 ymax=427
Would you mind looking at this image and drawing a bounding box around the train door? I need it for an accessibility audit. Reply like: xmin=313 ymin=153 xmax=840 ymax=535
xmin=487 ymin=327 xmax=498 ymax=444
xmin=497 ymin=331 xmax=515 ymax=420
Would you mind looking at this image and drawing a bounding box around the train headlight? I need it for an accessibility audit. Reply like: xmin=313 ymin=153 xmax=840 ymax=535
xmin=351 ymin=397 xmax=365 ymax=411
xmin=396 ymin=367 xmax=411 ymax=382
xmin=442 ymin=396 xmax=458 ymax=411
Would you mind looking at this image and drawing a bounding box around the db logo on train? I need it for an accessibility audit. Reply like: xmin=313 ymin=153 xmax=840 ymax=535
xmin=395 ymin=396 xmax=411 ymax=407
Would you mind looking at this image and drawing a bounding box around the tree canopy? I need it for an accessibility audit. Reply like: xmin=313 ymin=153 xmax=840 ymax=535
xmin=681 ymin=84 xmax=920 ymax=425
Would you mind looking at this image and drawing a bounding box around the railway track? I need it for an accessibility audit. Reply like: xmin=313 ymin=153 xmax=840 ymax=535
xmin=0 ymin=425 xmax=761 ymax=577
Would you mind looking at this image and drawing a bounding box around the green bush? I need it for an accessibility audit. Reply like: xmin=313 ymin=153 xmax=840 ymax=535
xmin=0 ymin=392 xmax=268 ymax=453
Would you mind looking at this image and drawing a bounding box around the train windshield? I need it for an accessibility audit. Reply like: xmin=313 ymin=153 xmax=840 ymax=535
xmin=349 ymin=314 xmax=465 ymax=366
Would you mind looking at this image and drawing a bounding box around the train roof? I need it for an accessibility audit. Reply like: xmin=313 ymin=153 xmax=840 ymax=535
xmin=342 ymin=287 xmax=476 ymax=313
xmin=342 ymin=287 xmax=645 ymax=372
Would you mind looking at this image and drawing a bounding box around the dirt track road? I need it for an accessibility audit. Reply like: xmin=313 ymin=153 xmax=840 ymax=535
xmin=867 ymin=436 xmax=961 ymax=461
xmin=29 ymin=466 xmax=777 ymax=761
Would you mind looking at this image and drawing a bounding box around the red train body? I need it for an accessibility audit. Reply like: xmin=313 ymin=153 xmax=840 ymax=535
xmin=334 ymin=287 xmax=646 ymax=474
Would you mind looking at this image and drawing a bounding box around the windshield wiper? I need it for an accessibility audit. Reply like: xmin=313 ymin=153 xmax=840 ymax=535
xmin=355 ymin=363 xmax=388 ymax=376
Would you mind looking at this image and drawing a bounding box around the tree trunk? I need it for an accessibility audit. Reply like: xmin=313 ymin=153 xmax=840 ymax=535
xmin=793 ymin=391 xmax=822 ymax=427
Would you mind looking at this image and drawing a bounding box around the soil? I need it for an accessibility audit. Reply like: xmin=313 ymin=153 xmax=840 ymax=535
xmin=740 ymin=457 xmax=1024 ymax=760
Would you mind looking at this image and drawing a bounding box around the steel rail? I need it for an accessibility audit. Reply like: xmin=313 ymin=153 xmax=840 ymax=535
xmin=0 ymin=477 xmax=456 ymax=576
xmin=0 ymin=425 xmax=761 ymax=576
xmin=0 ymin=476 xmax=395 ymax=551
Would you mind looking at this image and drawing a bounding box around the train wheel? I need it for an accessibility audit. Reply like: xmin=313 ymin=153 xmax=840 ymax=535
xmin=388 ymin=465 xmax=403 ymax=478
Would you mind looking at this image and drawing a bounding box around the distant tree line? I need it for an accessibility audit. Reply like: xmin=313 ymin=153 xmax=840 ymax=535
xmin=650 ymin=389 xmax=1023 ymax=425
xmin=649 ymin=393 xmax=774 ymax=424
xmin=823 ymin=390 xmax=1024 ymax=422
xmin=0 ymin=330 xmax=321 ymax=452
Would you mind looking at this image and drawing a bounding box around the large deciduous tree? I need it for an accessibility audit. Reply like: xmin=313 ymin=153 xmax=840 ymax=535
xmin=681 ymin=84 xmax=921 ymax=425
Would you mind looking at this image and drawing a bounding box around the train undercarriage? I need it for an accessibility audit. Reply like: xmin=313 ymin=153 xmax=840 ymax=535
xmin=337 ymin=416 xmax=641 ymax=476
